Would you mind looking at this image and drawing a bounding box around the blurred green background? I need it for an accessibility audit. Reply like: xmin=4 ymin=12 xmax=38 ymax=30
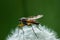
xmin=0 ymin=0 xmax=60 ymax=40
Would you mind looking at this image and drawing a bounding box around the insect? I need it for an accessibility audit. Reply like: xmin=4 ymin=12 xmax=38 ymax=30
xmin=18 ymin=15 xmax=43 ymax=39
xmin=18 ymin=15 xmax=43 ymax=27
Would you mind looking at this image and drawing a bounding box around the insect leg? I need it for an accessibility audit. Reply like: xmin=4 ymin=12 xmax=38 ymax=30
xmin=22 ymin=28 xmax=25 ymax=40
xmin=31 ymin=26 xmax=38 ymax=38
xmin=18 ymin=26 xmax=23 ymax=40
xmin=18 ymin=27 xmax=21 ymax=40
xmin=36 ymin=25 xmax=41 ymax=31
xmin=33 ymin=22 xmax=41 ymax=31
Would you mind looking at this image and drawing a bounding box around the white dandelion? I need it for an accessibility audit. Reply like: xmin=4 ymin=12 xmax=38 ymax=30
xmin=6 ymin=24 xmax=60 ymax=40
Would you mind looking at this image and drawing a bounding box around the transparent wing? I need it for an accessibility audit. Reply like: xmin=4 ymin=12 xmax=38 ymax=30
xmin=27 ymin=15 xmax=43 ymax=20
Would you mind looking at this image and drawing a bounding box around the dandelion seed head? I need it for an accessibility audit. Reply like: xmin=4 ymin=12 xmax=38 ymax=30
xmin=6 ymin=24 xmax=60 ymax=40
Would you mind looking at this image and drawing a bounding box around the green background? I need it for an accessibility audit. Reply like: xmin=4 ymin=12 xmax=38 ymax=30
xmin=0 ymin=0 xmax=60 ymax=40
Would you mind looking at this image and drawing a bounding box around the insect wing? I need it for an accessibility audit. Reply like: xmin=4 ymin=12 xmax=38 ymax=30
xmin=35 ymin=15 xmax=43 ymax=19
xmin=28 ymin=15 xmax=43 ymax=20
